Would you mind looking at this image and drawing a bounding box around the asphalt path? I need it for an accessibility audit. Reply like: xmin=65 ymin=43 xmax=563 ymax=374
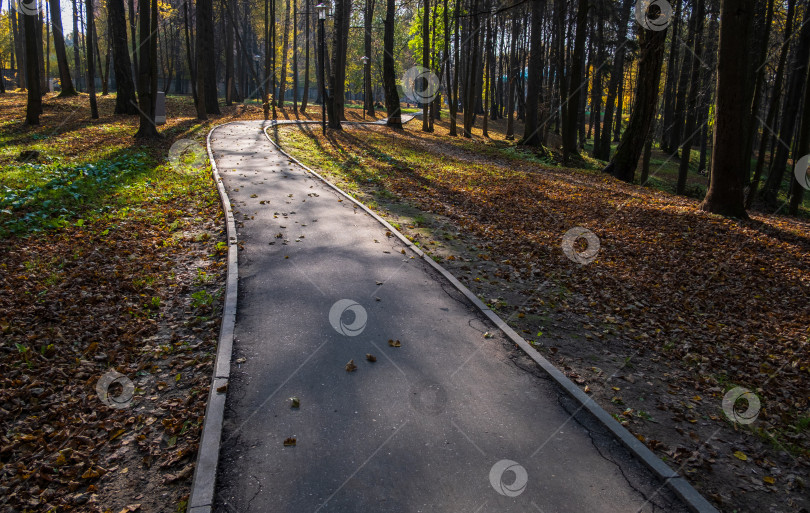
xmin=209 ymin=119 xmax=690 ymax=513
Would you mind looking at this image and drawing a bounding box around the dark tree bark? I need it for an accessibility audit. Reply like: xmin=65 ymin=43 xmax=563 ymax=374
xmin=183 ymin=0 xmax=198 ymax=105
xmin=761 ymin=8 xmax=810 ymax=208
xmin=327 ymin=0 xmax=351 ymax=127
xmin=300 ymin=0 xmax=311 ymax=112
xmin=109 ymin=0 xmax=137 ymax=113
xmin=603 ymin=23 xmax=667 ymax=182
xmin=85 ymin=0 xmax=99 ymax=118
xmin=278 ymin=0 xmax=291 ymax=107
xmin=788 ymin=47 xmax=810 ymax=215
xmin=590 ymin=10 xmax=605 ymax=156
xmin=196 ymin=0 xmax=220 ymax=117
xmin=669 ymin=0 xmax=699 ymax=155
xmin=746 ymin=0 xmax=795 ymax=207
xmin=24 ymin=9 xmax=41 ymax=124
xmin=11 ymin=2 xmax=25 ymax=89
xmin=660 ymin=0 xmax=681 ymax=153
xmin=676 ymin=0 xmax=705 ymax=195
xmin=505 ymin=16 xmax=520 ymax=139
xmin=521 ymin=0 xmax=545 ymax=146
xmin=699 ymin=0 xmax=756 ymax=218
xmin=128 ymin=0 xmax=137 ymax=89
xmin=134 ymin=0 xmax=160 ymax=138
xmin=422 ymin=0 xmax=430 ymax=131
xmin=363 ymin=0 xmax=374 ymax=115
xmin=35 ymin=7 xmax=46 ymax=95
xmin=462 ymin=0 xmax=480 ymax=137
xmin=383 ymin=0 xmax=401 ymax=127
xmin=49 ymin=0 xmax=76 ymax=96
xmin=71 ymin=0 xmax=81 ymax=90
xmin=595 ymin=0 xmax=633 ymax=160
xmin=562 ymin=0 xmax=588 ymax=160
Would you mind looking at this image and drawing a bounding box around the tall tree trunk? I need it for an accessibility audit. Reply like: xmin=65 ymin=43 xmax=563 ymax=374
xmin=196 ymin=0 xmax=219 ymax=116
xmin=363 ymin=0 xmax=374 ymax=115
xmin=327 ymin=0 xmax=350 ymax=126
xmin=183 ymin=0 xmax=198 ymax=105
xmin=788 ymin=47 xmax=810 ymax=215
xmin=128 ymin=0 xmax=137 ymax=89
xmin=522 ymin=0 xmax=545 ymax=146
xmin=293 ymin=0 xmax=298 ymax=109
xmin=35 ymin=6 xmax=46 ymax=95
xmin=109 ymin=0 xmax=137 ymax=113
xmin=11 ymin=1 xmax=26 ymax=89
xmin=24 ymin=9 xmax=41 ymax=123
xmin=462 ymin=0 xmax=480 ymax=137
xmin=383 ymin=0 xmax=401 ymax=127
xmin=422 ymin=0 xmax=431 ymax=131
xmin=300 ymin=0 xmax=310 ymax=112
xmin=761 ymin=8 xmax=810 ymax=208
xmin=669 ymin=0 xmax=697 ymax=154
xmin=603 ymin=22 xmax=667 ymax=182
xmin=278 ymin=0 xmax=291 ymax=108
xmin=595 ymin=0 xmax=632 ymax=159
xmin=49 ymin=0 xmax=76 ymax=95
xmin=134 ymin=0 xmax=159 ymax=138
xmin=660 ymin=0 xmax=682 ymax=153
xmin=224 ymin=0 xmax=233 ymax=105
xmin=71 ymin=0 xmax=81 ymax=90
xmin=699 ymin=0 xmax=756 ymax=218
xmin=85 ymin=0 xmax=99 ymax=118
xmin=746 ymin=0 xmax=795 ymax=207
xmin=590 ymin=11 xmax=605 ymax=156
xmin=676 ymin=0 xmax=705 ymax=195
xmin=562 ymin=0 xmax=588 ymax=160
xmin=504 ymin=16 xmax=519 ymax=139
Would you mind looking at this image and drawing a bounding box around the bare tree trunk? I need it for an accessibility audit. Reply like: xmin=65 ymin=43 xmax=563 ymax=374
xmin=788 ymin=46 xmax=810 ymax=214
xmin=110 ymin=0 xmax=137 ymax=113
xmin=762 ymin=7 xmax=810 ymax=208
xmin=49 ymin=0 xmax=76 ymax=95
xmin=699 ymin=0 xmax=756 ymax=218
xmin=422 ymin=0 xmax=430 ymax=131
xmin=85 ymin=0 xmax=99 ymax=118
xmin=196 ymin=0 xmax=219 ymax=116
xmin=522 ymin=0 xmax=545 ymax=146
xmin=363 ymin=0 xmax=374 ymax=115
xmin=383 ymin=0 xmax=401 ymax=127
xmin=24 ymin=9 xmax=41 ymax=123
xmin=562 ymin=0 xmax=588 ymax=160
xmin=676 ymin=0 xmax=705 ymax=195
xmin=278 ymin=0 xmax=291 ymax=108
xmin=300 ymin=0 xmax=310 ymax=112
xmin=505 ymin=16 xmax=519 ymax=140
xmin=603 ymin=22 xmax=667 ymax=182
xmin=135 ymin=0 xmax=159 ymax=138
xmin=184 ymin=0 xmax=198 ymax=105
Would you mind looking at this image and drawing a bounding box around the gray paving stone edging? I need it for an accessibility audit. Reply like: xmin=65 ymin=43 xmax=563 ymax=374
xmin=187 ymin=122 xmax=241 ymax=513
xmin=261 ymin=121 xmax=720 ymax=513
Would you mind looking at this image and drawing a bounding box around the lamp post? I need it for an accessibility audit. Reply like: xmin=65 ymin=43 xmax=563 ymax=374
xmin=360 ymin=55 xmax=370 ymax=120
xmin=316 ymin=3 xmax=328 ymax=135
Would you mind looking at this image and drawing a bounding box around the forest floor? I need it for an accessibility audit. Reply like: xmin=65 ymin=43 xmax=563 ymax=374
xmin=0 ymin=92 xmax=351 ymax=513
xmin=270 ymin=114 xmax=810 ymax=513
xmin=1 ymin=91 xmax=807 ymax=512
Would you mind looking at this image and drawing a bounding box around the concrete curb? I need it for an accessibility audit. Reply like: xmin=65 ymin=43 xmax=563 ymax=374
xmin=187 ymin=122 xmax=241 ymax=513
xmin=262 ymin=122 xmax=720 ymax=513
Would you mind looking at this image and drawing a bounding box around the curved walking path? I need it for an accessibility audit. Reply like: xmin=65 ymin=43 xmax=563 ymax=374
xmin=205 ymin=119 xmax=695 ymax=513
